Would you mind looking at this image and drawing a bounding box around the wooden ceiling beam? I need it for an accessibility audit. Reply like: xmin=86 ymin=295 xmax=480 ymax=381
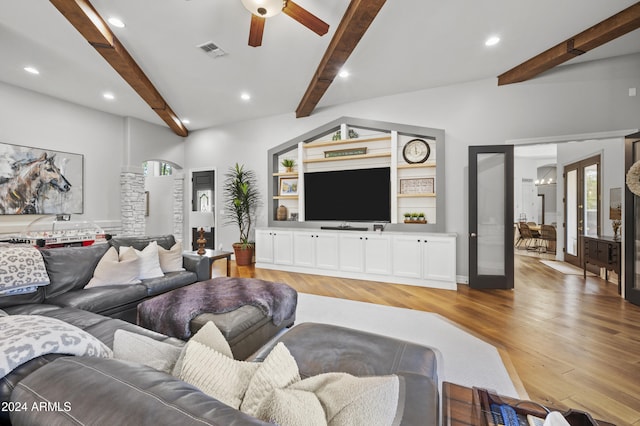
xmin=295 ymin=0 xmax=387 ymax=118
xmin=49 ymin=0 xmax=188 ymax=136
xmin=498 ymin=2 xmax=640 ymax=86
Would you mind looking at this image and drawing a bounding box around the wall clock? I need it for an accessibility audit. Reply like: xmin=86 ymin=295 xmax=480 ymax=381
xmin=402 ymin=139 xmax=430 ymax=164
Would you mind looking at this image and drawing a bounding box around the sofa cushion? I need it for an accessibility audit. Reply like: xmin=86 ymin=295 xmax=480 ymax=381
xmin=0 ymin=287 xmax=44 ymax=308
xmin=141 ymin=271 xmax=198 ymax=296
xmin=10 ymin=357 xmax=271 ymax=426
xmin=40 ymin=243 xmax=110 ymax=298
xmin=46 ymin=285 xmax=147 ymax=314
xmin=110 ymin=234 xmax=176 ymax=251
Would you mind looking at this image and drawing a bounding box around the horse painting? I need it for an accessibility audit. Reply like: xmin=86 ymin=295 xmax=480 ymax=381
xmin=0 ymin=153 xmax=72 ymax=214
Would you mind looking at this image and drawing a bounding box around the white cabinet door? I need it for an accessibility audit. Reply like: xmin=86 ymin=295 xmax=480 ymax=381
xmin=293 ymin=233 xmax=315 ymax=267
xmin=392 ymin=235 xmax=422 ymax=279
xmin=272 ymin=231 xmax=293 ymax=265
xmin=423 ymin=237 xmax=456 ymax=282
xmin=315 ymin=232 xmax=339 ymax=270
xmin=364 ymin=234 xmax=391 ymax=275
xmin=255 ymin=230 xmax=273 ymax=263
xmin=338 ymin=234 xmax=364 ymax=272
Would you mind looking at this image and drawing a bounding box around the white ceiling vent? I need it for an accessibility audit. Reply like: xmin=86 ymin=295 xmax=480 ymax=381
xmin=197 ymin=41 xmax=226 ymax=58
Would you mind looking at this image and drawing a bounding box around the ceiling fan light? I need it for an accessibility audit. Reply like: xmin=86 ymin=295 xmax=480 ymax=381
xmin=240 ymin=0 xmax=284 ymax=17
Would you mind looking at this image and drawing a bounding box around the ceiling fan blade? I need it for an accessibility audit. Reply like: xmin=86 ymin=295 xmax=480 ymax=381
xmin=283 ymin=0 xmax=329 ymax=36
xmin=248 ymin=14 xmax=265 ymax=47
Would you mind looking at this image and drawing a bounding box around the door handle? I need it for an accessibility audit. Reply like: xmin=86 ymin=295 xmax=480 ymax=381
xmin=470 ymin=233 xmax=477 ymax=238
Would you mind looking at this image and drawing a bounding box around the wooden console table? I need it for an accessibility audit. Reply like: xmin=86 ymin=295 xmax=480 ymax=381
xmin=442 ymin=382 xmax=614 ymax=426
xmin=582 ymin=235 xmax=621 ymax=294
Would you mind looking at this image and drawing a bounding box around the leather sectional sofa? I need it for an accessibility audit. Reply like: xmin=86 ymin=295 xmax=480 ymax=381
xmin=0 ymin=236 xmax=440 ymax=425
xmin=6 ymin=235 xmax=210 ymax=323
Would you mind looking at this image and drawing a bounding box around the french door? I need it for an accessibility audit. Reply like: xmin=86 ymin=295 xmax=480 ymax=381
xmin=468 ymin=146 xmax=514 ymax=289
xmin=563 ymin=156 xmax=600 ymax=268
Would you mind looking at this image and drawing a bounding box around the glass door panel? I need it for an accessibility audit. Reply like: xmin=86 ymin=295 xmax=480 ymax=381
xmin=469 ymin=146 xmax=513 ymax=289
xmin=477 ymin=153 xmax=506 ymax=275
xmin=584 ymin=164 xmax=598 ymax=236
xmin=566 ymin=169 xmax=578 ymax=257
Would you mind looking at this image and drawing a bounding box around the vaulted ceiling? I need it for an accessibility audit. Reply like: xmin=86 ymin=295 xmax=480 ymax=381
xmin=1 ymin=1 xmax=639 ymax=135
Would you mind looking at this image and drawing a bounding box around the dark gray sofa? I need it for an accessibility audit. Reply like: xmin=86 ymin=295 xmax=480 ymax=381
xmin=3 ymin=307 xmax=439 ymax=426
xmin=0 ymin=235 xmax=209 ymax=323
xmin=0 ymin=236 xmax=439 ymax=425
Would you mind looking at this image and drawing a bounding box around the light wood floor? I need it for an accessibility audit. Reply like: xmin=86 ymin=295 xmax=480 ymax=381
xmin=213 ymin=253 xmax=640 ymax=425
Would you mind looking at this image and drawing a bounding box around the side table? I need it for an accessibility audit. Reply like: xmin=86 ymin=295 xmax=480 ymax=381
xmin=442 ymin=382 xmax=614 ymax=426
xmin=184 ymin=249 xmax=233 ymax=278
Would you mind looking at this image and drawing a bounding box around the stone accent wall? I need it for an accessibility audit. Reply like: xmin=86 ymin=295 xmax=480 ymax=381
xmin=120 ymin=171 xmax=145 ymax=236
xmin=173 ymin=173 xmax=184 ymax=241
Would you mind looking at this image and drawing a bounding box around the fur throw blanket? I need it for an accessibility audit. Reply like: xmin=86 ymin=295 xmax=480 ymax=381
xmin=0 ymin=315 xmax=112 ymax=378
xmin=137 ymin=277 xmax=298 ymax=340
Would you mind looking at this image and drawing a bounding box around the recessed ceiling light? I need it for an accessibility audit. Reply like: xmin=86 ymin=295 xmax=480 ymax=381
xmin=103 ymin=92 xmax=115 ymax=100
xmin=485 ymin=36 xmax=500 ymax=47
xmin=24 ymin=66 xmax=40 ymax=75
xmin=241 ymin=92 xmax=251 ymax=101
xmin=181 ymin=119 xmax=190 ymax=124
xmin=108 ymin=17 xmax=125 ymax=28
xmin=338 ymin=69 xmax=350 ymax=79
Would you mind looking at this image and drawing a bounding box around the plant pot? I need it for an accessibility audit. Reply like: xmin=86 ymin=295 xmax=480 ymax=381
xmin=233 ymin=243 xmax=254 ymax=266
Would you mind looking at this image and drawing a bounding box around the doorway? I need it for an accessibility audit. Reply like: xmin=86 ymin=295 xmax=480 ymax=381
xmin=563 ymin=155 xmax=601 ymax=268
xmin=190 ymin=170 xmax=215 ymax=251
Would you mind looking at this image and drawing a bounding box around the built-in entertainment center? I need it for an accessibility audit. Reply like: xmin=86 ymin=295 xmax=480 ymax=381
xmin=259 ymin=117 xmax=457 ymax=289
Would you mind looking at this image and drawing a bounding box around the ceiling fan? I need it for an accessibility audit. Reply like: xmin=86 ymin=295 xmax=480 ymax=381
xmin=240 ymin=0 xmax=329 ymax=47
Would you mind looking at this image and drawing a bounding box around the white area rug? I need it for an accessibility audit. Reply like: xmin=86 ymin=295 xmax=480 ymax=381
xmin=295 ymin=293 xmax=518 ymax=398
xmin=540 ymin=260 xmax=595 ymax=276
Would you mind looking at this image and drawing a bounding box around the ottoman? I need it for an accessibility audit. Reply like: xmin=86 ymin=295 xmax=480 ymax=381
xmin=137 ymin=277 xmax=298 ymax=360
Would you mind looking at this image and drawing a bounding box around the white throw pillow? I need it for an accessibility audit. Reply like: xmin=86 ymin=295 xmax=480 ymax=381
xmin=85 ymin=247 xmax=141 ymax=288
xmin=157 ymin=241 xmax=185 ymax=273
xmin=253 ymin=372 xmax=400 ymax=426
xmin=120 ymin=241 xmax=164 ymax=279
xmin=172 ymin=321 xmax=233 ymax=377
xmin=113 ymin=329 xmax=183 ymax=374
xmin=179 ymin=340 xmax=259 ymax=409
xmin=241 ymin=342 xmax=301 ymax=417
xmin=290 ymin=373 xmax=400 ymax=426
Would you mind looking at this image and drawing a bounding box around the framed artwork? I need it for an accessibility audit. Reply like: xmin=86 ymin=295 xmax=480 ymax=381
xmin=279 ymin=177 xmax=298 ymax=196
xmin=0 ymin=142 xmax=84 ymax=215
xmin=400 ymin=177 xmax=434 ymax=194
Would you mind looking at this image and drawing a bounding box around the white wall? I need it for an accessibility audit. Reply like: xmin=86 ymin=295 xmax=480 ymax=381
xmin=0 ymin=81 xmax=124 ymax=233
xmin=185 ymin=53 xmax=640 ymax=278
xmin=0 ymin=82 xmax=185 ymax=236
xmin=144 ymin=175 xmax=174 ymax=235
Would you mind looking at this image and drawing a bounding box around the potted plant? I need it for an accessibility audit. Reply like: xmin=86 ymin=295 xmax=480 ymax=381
xmin=223 ymin=163 xmax=261 ymax=266
xmin=281 ymin=158 xmax=295 ymax=173
xmin=418 ymin=212 xmax=425 ymax=222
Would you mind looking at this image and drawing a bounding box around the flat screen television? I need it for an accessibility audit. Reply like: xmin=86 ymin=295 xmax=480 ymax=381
xmin=304 ymin=167 xmax=390 ymax=222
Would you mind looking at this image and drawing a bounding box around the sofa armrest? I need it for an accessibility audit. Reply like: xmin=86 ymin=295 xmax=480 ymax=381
xmin=10 ymin=357 xmax=270 ymax=426
xmin=182 ymin=253 xmax=210 ymax=281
